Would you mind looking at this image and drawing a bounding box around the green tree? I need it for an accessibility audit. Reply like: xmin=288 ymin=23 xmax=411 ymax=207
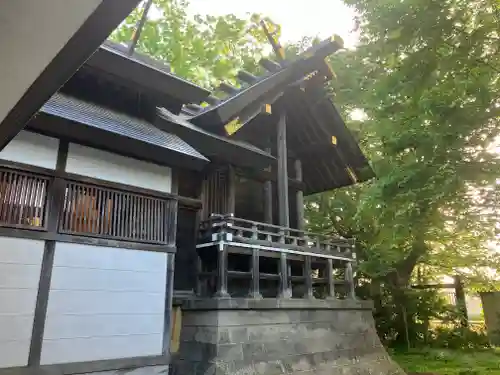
xmin=307 ymin=0 xmax=500 ymax=288
xmin=110 ymin=0 xmax=277 ymax=89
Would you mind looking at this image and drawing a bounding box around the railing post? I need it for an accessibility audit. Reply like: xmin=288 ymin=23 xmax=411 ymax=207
xmin=345 ymin=262 xmax=356 ymax=299
xmin=279 ymin=252 xmax=292 ymax=299
xmin=304 ymin=255 xmax=314 ymax=299
xmin=249 ymin=248 xmax=262 ymax=299
xmin=326 ymin=258 xmax=335 ymax=299
xmin=215 ymin=243 xmax=230 ymax=298
xmin=278 ymin=229 xmax=285 ymax=244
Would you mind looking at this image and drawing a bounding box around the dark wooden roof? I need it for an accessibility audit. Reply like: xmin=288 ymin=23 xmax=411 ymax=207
xmin=185 ymin=37 xmax=345 ymax=133
xmin=47 ymin=35 xmax=373 ymax=191
xmin=156 ymin=108 xmax=275 ymax=170
xmin=173 ymin=36 xmax=375 ymax=194
xmin=32 ymin=93 xmax=209 ymax=171
xmin=84 ymin=41 xmax=211 ymax=113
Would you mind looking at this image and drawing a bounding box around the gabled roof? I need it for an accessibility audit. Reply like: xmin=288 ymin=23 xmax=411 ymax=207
xmin=170 ymin=36 xmax=375 ymax=194
xmin=184 ymin=37 xmax=346 ymax=133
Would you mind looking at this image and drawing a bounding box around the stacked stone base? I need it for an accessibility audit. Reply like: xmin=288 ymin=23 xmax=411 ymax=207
xmin=172 ymin=299 xmax=405 ymax=375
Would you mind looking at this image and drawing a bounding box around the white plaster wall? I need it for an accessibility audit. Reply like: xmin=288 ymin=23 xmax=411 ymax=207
xmin=0 ymin=237 xmax=44 ymax=368
xmin=0 ymin=131 xmax=59 ymax=169
xmin=66 ymin=144 xmax=172 ymax=193
xmin=41 ymin=243 xmax=167 ymax=365
xmin=0 ymin=0 xmax=101 ymax=124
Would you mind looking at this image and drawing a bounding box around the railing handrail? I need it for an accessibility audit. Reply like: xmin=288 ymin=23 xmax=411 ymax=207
xmin=200 ymin=213 xmax=355 ymax=247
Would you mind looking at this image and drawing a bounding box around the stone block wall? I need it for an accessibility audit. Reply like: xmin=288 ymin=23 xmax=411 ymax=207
xmin=171 ymin=299 xmax=405 ymax=375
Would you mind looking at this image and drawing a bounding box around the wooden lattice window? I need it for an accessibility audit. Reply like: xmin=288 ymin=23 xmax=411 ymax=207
xmin=0 ymin=168 xmax=49 ymax=229
xmin=59 ymin=181 xmax=175 ymax=244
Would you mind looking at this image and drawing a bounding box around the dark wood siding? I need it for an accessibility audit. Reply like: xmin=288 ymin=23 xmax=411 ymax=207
xmin=174 ymin=206 xmax=199 ymax=291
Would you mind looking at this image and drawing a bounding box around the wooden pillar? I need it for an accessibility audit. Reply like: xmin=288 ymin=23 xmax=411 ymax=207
xmin=345 ymin=262 xmax=356 ymax=299
xmin=277 ymin=113 xmax=289 ymax=227
xmin=294 ymin=159 xmax=305 ymax=231
xmin=304 ymin=255 xmax=314 ymax=299
xmin=249 ymin=248 xmax=262 ymax=299
xmin=279 ymin=252 xmax=292 ymax=299
xmin=326 ymin=258 xmax=336 ymax=299
xmin=263 ymin=148 xmax=273 ymax=224
xmin=226 ymin=165 xmax=236 ymax=215
xmin=215 ymin=243 xmax=230 ymax=298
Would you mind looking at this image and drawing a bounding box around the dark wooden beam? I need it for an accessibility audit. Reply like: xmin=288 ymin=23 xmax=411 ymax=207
xmin=277 ymin=113 xmax=290 ymax=227
xmin=235 ymin=167 xmax=304 ymax=191
xmin=0 ymin=0 xmax=141 ymax=151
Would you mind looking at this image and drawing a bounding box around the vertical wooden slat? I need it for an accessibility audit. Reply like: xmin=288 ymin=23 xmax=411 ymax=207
xmin=160 ymin=200 xmax=165 ymax=243
xmin=16 ymin=174 xmax=27 ymax=224
xmin=113 ymin=191 xmax=118 ymax=238
xmin=27 ymin=176 xmax=37 ymax=227
xmin=78 ymin=183 xmax=84 ymax=232
xmin=141 ymin=196 xmax=146 ymax=241
xmin=67 ymin=184 xmax=74 ymax=232
xmin=116 ymin=191 xmax=122 ymax=238
xmin=132 ymin=194 xmax=138 ymax=240
xmin=138 ymin=195 xmax=144 ymax=241
xmin=6 ymin=172 xmax=18 ymax=224
xmin=96 ymin=187 xmax=103 ymax=235
xmin=127 ymin=192 xmax=132 ymax=239
xmin=153 ymin=198 xmax=158 ymax=242
xmin=85 ymin=186 xmax=92 ymax=234
xmin=121 ymin=193 xmax=127 ymax=238
xmin=71 ymin=183 xmax=77 ymax=232
xmin=0 ymin=171 xmax=7 ymax=222
xmin=3 ymin=171 xmax=13 ymax=223
xmin=62 ymin=184 xmax=69 ymax=231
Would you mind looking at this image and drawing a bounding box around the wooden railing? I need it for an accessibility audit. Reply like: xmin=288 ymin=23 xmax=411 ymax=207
xmin=196 ymin=214 xmax=356 ymax=300
xmin=59 ymin=180 xmax=177 ymax=245
xmin=199 ymin=214 xmax=354 ymax=258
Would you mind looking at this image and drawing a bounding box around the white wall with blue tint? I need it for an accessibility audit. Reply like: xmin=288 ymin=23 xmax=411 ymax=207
xmin=40 ymin=243 xmax=167 ymax=364
xmin=65 ymin=143 xmax=172 ymax=193
xmin=0 ymin=131 xmax=59 ymax=169
xmin=0 ymin=237 xmax=44 ymax=368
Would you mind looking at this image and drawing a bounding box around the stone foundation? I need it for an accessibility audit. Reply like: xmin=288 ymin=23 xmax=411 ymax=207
xmin=172 ymin=298 xmax=405 ymax=375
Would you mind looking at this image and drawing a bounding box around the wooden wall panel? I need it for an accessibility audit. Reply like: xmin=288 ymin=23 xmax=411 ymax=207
xmin=66 ymin=143 xmax=171 ymax=193
xmin=41 ymin=243 xmax=167 ymax=364
xmin=0 ymin=131 xmax=59 ymax=169
xmin=0 ymin=237 xmax=44 ymax=368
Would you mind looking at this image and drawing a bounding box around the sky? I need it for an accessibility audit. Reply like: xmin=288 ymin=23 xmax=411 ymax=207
xmin=185 ymin=0 xmax=359 ymax=48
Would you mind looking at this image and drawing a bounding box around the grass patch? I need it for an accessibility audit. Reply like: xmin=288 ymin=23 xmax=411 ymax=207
xmin=391 ymin=348 xmax=500 ymax=375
